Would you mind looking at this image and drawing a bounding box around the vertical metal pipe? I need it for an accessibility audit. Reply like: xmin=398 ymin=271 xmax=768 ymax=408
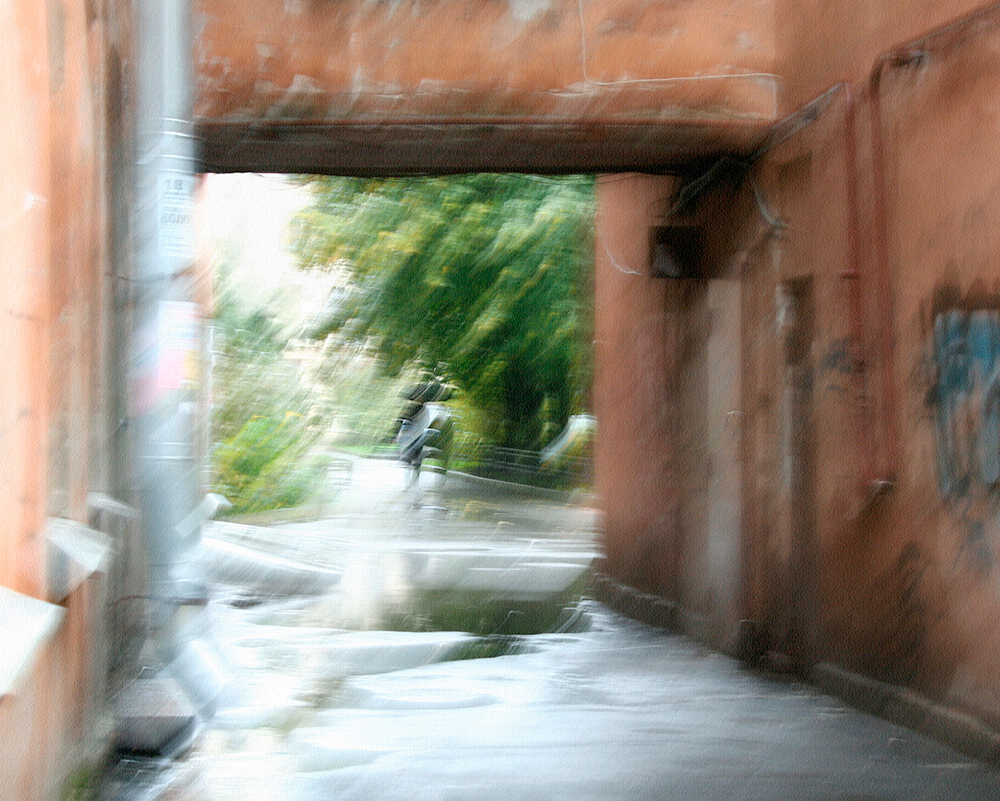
xmin=841 ymin=84 xmax=875 ymax=490
xmin=132 ymin=0 xmax=201 ymax=629
xmin=869 ymin=66 xmax=900 ymax=482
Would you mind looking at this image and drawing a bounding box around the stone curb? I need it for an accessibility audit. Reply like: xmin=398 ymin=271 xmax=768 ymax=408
xmin=591 ymin=572 xmax=1000 ymax=768
xmin=588 ymin=571 xmax=679 ymax=631
xmin=221 ymin=503 xmax=333 ymax=527
xmin=812 ymin=662 xmax=1000 ymax=766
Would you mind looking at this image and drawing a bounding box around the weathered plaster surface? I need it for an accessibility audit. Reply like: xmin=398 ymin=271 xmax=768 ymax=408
xmin=594 ymin=174 xmax=679 ymax=597
xmin=2 ymin=0 xmax=52 ymax=597
xmin=195 ymin=0 xmax=778 ymax=122
xmin=774 ymin=0 xmax=988 ymax=108
xmin=873 ymin=15 xmax=1000 ymax=722
xmin=729 ymin=3 xmax=1000 ymax=728
xmin=2 ymin=1 xmax=129 ymax=796
xmin=594 ymin=3 xmax=1000 ymax=733
xmin=193 ymin=0 xmax=779 ymax=172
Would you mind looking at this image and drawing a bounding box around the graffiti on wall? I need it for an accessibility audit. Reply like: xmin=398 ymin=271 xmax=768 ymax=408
xmin=928 ymin=306 xmax=1000 ymax=574
xmin=819 ymin=336 xmax=862 ymax=400
xmin=932 ymin=309 xmax=1000 ymax=500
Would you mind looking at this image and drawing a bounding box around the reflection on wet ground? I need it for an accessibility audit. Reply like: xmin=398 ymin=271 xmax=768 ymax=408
xmin=100 ymin=459 xmax=601 ymax=800
xmin=100 ymin=460 xmax=1000 ymax=801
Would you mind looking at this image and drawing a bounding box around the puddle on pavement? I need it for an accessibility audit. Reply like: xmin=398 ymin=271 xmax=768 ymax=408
xmin=98 ymin=489 xmax=600 ymax=801
xmin=100 ymin=599 xmax=594 ymax=800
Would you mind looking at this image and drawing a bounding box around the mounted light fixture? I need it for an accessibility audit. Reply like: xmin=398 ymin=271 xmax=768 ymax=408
xmin=649 ymin=225 xmax=703 ymax=279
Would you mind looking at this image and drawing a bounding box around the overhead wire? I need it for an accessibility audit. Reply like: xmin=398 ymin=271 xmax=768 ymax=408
xmin=575 ymin=0 xmax=782 ymax=119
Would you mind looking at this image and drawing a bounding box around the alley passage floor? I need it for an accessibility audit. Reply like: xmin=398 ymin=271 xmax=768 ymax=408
xmin=124 ymin=460 xmax=1000 ymax=801
xmin=159 ymin=602 xmax=1000 ymax=801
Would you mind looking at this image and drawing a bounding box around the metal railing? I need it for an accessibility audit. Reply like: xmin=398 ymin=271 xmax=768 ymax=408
xmin=451 ymin=440 xmax=592 ymax=490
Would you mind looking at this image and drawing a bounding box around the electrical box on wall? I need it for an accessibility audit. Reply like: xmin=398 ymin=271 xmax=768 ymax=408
xmin=649 ymin=225 xmax=702 ymax=279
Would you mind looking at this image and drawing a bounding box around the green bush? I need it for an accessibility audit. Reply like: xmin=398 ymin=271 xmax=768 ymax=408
xmin=213 ymin=412 xmax=329 ymax=514
xmin=210 ymin=254 xmax=334 ymax=514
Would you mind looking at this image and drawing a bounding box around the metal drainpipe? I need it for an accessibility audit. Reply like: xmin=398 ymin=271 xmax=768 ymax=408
xmin=867 ymin=65 xmax=899 ymax=485
xmin=841 ymin=84 xmax=877 ymax=494
xmin=133 ymin=0 xmax=219 ymax=705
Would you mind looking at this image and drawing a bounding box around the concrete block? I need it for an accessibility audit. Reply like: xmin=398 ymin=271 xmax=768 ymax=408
xmin=113 ymin=677 xmax=199 ymax=757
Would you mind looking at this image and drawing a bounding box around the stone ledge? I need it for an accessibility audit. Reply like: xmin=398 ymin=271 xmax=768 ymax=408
xmin=0 ymin=586 xmax=65 ymax=697
xmin=813 ymin=662 xmax=1000 ymax=766
xmin=46 ymin=517 xmax=112 ymax=603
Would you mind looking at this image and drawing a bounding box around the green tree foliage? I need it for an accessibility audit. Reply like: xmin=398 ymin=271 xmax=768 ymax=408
xmin=210 ymin=255 xmax=331 ymax=513
xmin=291 ymin=174 xmax=595 ymax=450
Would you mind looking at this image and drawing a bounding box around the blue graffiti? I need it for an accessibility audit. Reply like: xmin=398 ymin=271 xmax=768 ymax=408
xmin=822 ymin=337 xmax=856 ymax=375
xmin=934 ymin=310 xmax=1000 ymax=498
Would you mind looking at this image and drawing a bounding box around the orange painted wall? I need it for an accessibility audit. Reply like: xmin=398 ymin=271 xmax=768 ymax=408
xmin=774 ymin=0 xmax=989 ymax=108
xmin=727 ymin=87 xmax=920 ymax=679
xmin=594 ymin=174 xmax=680 ymax=595
xmin=592 ymin=2 xmax=1000 ymax=734
xmin=723 ymin=2 xmax=1000 ymax=727
xmin=2 ymin=0 xmax=132 ymax=796
xmin=194 ymin=0 xmax=778 ymax=124
xmin=1 ymin=0 xmax=115 ymax=593
xmin=46 ymin=0 xmax=112 ymax=525
xmin=855 ymin=11 xmax=1000 ymax=721
xmin=1 ymin=0 xmax=52 ymax=598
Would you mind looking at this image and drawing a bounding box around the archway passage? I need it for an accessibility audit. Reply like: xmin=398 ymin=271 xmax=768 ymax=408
xmin=202 ymin=171 xmax=598 ymax=514
xmin=191 ymin=0 xmax=773 ymax=659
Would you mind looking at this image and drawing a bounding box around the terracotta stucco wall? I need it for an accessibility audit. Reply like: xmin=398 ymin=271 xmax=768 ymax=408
xmin=741 ymin=90 xmax=887 ymax=669
xmin=595 ymin=5 xmax=1000 ymax=728
xmin=594 ymin=175 xmax=680 ymax=596
xmin=594 ymin=171 xmax=750 ymax=644
xmin=1 ymin=0 xmax=52 ymax=597
xmin=735 ymin=2 xmax=1000 ymax=726
xmin=867 ymin=11 xmax=1000 ymax=721
xmin=774 ymin=0 xmax=988 ymax=108
xmin=195 ymin=0 xmax=777 ymax=122
xmin=2 ymin=0 xmax=132 ymax=796
xmin=193 ymin=0 xmax=778 ymax=172
xmin=46 ymin=0 xmax=112 ymax=524
xmin=595 ymin=173 xmax=760 ymax=648
xmin=1 ymin=0 xmax=118 ymax=594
